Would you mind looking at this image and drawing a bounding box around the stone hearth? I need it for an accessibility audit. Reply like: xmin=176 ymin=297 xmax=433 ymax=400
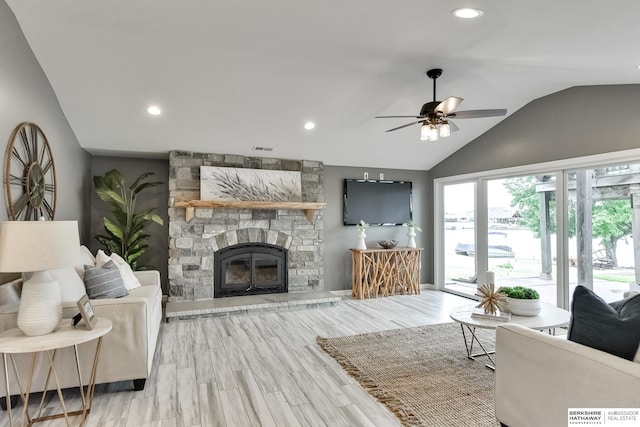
xmin=168 ymin=151 xmax=324 ymax=302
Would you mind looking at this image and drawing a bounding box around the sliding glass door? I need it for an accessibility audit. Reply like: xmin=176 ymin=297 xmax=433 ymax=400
xmin=566 ymin=164 xmax=640 ymax=303
xmin=443 ymin=182 xmax=477 ymax=297
xmin=436 ymin=152 xmax=640 ymax=309
xmin=488 ymin=176 xmax=557 ymax=305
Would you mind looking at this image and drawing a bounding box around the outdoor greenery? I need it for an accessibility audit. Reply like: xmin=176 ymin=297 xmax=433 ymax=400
xmin=496 ymin=262 xmax=514 ymax=270
xmin=503 ymin=176 xmax=632 ymax=267
xmin=94 ymin=169 xmax=164 ymax=270
xmin=499 ymin=286 xmax=540 ymax=300
xmin=593 ymin=274 xmax=635 ymax=284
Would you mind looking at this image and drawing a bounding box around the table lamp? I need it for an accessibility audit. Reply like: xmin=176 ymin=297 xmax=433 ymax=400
xmin=0 ymin=221 xmax=81 ymax=336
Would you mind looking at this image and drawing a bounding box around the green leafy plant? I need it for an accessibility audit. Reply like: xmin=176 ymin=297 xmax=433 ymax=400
xmin=356 ymin=220 xmax=369 ymax=232
xmin=402 ymin=219 xmax=422 ymax=232
xmin=498 ymin=286 xmax=540 ymax=300
xmin=93 ymin=169 xmax=164 ymax=270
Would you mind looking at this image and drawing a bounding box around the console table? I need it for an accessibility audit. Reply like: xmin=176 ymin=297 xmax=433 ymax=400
xmin=350 ymin=247 xmax=422 ymax=299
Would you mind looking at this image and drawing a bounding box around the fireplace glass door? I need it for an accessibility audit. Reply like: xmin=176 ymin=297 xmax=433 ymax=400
xmin=215 ymin=243 xmax=288 ymax=297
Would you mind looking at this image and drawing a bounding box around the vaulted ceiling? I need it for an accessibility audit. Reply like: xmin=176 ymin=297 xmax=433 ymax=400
xmin=6 ymin=1 xmax=640 ymax=170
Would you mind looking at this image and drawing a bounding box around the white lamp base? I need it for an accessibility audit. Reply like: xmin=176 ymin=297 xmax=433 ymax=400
xmin=17 ymin=271 xmax=62 ymax=336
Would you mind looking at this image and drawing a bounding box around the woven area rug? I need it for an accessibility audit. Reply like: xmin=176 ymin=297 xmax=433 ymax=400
xmin=317 ymin=322 xmax=499 ymax=427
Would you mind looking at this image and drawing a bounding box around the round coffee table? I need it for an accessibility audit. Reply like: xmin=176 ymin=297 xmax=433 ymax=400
xmin=450 ymin=303 xmax=570 ymax=369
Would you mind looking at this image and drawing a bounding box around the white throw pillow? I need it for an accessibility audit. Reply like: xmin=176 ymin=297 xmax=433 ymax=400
xmin=80 ymin=245 xmax=96 ymax=266
xmin=75 ymin=245 xmax=97 ymax=279
xmin=95 ymin=249 xmax=111 ymax=267
xmin=109 ymin=253 xmax=142 ymax=291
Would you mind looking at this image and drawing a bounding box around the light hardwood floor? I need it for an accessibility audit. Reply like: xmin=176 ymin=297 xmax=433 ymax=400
xmin=0 ymin=290 xmax=472 ymax=427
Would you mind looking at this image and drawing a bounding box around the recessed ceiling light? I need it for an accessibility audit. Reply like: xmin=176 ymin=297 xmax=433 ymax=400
xmin=304 ymin=121 xmax=315 ymax=130
xmin=147 ymin=106 xmax=162 ymax=116
xmin=452 ymin=8 xmax=484 ymax=19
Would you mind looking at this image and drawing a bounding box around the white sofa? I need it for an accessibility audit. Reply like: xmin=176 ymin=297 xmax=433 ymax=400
xmin=495 ymin=324 xmax=640 ymax=427
xmin=0 ymin=250 xmax=162 ymax=405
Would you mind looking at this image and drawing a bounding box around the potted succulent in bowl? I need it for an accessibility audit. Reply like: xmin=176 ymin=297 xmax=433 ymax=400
xmin=498 ymin=286 xmax=541 ymax=316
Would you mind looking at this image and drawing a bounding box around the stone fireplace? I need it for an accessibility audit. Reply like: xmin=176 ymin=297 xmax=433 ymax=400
xmin=167 ymin=151 xmax=324 ymax=302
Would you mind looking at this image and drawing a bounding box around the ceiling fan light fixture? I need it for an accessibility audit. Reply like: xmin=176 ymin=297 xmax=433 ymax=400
xmin=439 ymin=122 xmax=451 ymax=137
xmin=420 ymin=123 xmax=430 ymax=141
xmin=452 ymin=8 xmax=484 ymax=19
xmin=428 ymin=125 xmax=440 ymax=141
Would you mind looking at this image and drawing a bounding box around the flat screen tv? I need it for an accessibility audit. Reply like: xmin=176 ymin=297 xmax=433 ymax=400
xmin=343 ymin=179 xmax=413 ymax=226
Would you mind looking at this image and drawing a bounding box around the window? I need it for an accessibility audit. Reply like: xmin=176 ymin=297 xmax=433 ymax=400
xmin=434 ymin=150 xmax=640 ymax=309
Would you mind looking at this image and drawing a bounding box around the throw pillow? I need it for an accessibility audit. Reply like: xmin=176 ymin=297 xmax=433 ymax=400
xmin=75 ymin=245 xmax=97 ymax=279
xmin=568 ymin=285 xmax=640 ymax=361
xmin=83 ymin=260 xmax=129 ymax=299
xmin=95 ymin=249 xmax=111 ymax=267
xmin=109 ymin=253 xmax=142 ymax=291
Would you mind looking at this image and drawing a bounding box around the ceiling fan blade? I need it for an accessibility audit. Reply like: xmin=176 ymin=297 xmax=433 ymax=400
xmin=448 ymin=120 xmax=459 ymax=133
xmin=385 ymin=120 xmax=425 ymax=132
xmin=434 ymin=97 xmax=463 ymax=115
xmin=449 ymin=109 xmax=507 ymax=119
xmin=376 ymin=115 xmax=423 ymax=119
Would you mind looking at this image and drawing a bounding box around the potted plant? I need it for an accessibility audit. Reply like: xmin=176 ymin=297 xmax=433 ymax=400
xmin=93 ymin=169 xmax=164 ymax=270
xmin=402 ymin=219 xmax=421 ymax=248
xmin=498 ymin=286 xmax=541 ymax=316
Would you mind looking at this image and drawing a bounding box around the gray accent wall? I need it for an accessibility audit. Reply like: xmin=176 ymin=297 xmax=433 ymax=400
xmin=323 ymin=165 xmax=431 ymax=291
xmin=431 ymin=85 xmax=640 ymax=178
xmin=1 ymin=2 xmax=90 ymax=280
xmin=90 ymin=156 xmax=170 ymax=292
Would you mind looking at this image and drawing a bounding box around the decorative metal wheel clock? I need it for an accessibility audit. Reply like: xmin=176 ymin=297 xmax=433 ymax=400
xmin=4 ymin=122 xmax=57 ymax=220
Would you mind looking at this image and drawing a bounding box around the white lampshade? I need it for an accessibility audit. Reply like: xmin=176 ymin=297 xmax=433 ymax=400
xmin=0 ymin=221 xmax=81 ymax=336
xmin=0 ymin=221 xmax=80 ymax=272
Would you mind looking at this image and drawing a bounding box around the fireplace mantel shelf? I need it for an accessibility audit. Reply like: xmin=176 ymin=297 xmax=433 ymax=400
xmin=174 ymin=200 xmax=326 ymax=222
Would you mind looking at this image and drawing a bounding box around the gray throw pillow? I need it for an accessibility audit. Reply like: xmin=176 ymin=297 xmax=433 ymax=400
xmin=568 ymin=285 xmax=640 ymax=360
xmin=83 ymin=260 xmax=129 ymax=299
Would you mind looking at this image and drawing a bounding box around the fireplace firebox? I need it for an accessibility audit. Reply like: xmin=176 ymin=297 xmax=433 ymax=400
xmin=214 ymin=243 xmax=288 ymax=298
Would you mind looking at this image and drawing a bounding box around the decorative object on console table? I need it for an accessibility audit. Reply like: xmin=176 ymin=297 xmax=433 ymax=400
xmin=0 ymin=221 xmax=81 ymax=336
xmin=93 ymin=169 xmax=164 ymax=270
xmin=377 ymin=239 xmax=398 ymax=249
xmin=402 ymin=220 xmax=421 ymax=249
xmin=499 ymin=286 xmax=541 ymax=316
xmin=356 ymin=220 xmax=369 ymax=250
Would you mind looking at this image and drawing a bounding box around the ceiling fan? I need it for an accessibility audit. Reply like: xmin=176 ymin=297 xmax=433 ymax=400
xmin=376 ymin=68 xmax=507 ymax=141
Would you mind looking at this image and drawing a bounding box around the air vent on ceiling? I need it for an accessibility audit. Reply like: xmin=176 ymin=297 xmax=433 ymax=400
xmin=252 ymin=146 xmax=274 ymax=152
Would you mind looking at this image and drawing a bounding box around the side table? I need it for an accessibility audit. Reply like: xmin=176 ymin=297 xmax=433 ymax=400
xmin=0 ymin=318 xmax=112 ymax=426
